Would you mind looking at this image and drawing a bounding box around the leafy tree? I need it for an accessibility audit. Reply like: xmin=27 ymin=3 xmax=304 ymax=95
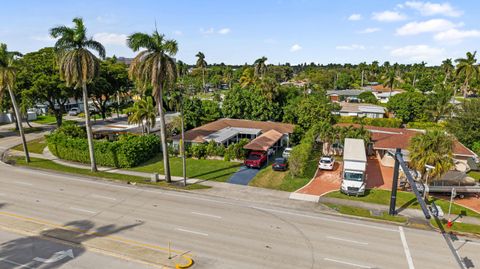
xmin=358 ymin=91 xmax=378 ymax=104
xmin=427 ymin=83 xmax=454 ymax=122
xmin=386 ymin=92 xmax=427 ymax=123
xmin=200 ymin=99 xmax=221 ymax=124
xmin=50 ymin=17 xmax=106 ymax=172
xmin=446 ymin=99 xmax=480 ymax=148
xmin=335 ymin=73 xmax=353 ymax=89
xmin=100 ymin=57 xmax=130 ymax=118
xmin=239 ymin=67 xmax=256 ymax=88
xmin=409 ymin=130 xmax=454 ymax=182
xmin=195 ymin=52 xmax=207 ymax=90
xmin=0 ymin=43 xmax=30 ymax=162
xmin=222 ymin=87 xmax=279 ymax=121
xmin=183 ymin=97 xmax=203 ymax=129
xmin=128 ymin=29 xmax=178 ymax=182
xmin=455 ymin=51 xmax=479 ymax=98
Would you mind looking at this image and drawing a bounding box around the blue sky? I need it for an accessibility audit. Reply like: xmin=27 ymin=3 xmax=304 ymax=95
xmin=1 ymin=0 xmax=479 ymax=65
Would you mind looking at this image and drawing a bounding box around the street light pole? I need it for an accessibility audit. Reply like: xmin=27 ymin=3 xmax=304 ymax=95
xmin=180 ymin=94 xmax=187 ymax=187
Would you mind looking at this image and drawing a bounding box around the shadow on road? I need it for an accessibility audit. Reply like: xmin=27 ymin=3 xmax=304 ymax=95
xmin=0 ymin=219 xmax=143 ymax=269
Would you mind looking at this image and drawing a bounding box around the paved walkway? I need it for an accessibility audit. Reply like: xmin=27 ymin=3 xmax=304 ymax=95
xmin=227 ymin=165 xmax=260 ymax=185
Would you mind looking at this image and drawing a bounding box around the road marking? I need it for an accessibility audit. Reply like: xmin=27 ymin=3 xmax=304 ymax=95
xmin=399 ymin=226 xmax=415 ymax=269
xmin=91 ymin=194 xmax=117 ymax=201
xmin=14 ymin=181 xmax=33 ymax=186
xmin=175 ymin=228 xmax=209 ymax=236
xmin=191 ymin=211 xmax=222 ymax=219
xmin=455 ymin=239 xmax=480 ymax=246
xmin=324 ymin=258 xmax=372 ymax=268
xmin=0 ymin=258 xmax=34 ymax=268
xmin=69 ymin=207 xmax=97 ymax=214
xmin=250 ymin=206 xmax=398 ymax=232
xmin=326 ymin=236 xmax=368 ymax=245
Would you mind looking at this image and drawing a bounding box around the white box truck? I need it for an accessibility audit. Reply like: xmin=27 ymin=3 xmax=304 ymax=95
xmin=340 ymin=138 xmax=367 ymax=196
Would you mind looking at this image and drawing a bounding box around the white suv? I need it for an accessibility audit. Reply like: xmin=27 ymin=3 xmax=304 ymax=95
xmin=319 ymin=156 xmax=335 ymax=170
xmin=282 ymin=147 xmax=292 ymax=159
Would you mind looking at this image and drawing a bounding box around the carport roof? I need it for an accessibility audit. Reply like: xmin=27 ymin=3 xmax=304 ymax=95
xmin=244 ymin=130 xmax=284 ymax=151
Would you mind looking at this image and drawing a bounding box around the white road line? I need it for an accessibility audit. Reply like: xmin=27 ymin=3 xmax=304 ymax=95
xmin=0 ymin=258 xmax=34 ymax=268
xmin=326 ymin=236 xmax=368 ymax=245
xmin=324 ymin=258 xmax=373 ymax=268
xmin=14 ymin=181 xmax=33 ymax=186
xmin=91 ymin=194 xmax=117 ymax=201
xmin=456 ymin=239 xmax=480 ymax=246
xmin=191 ymin=211 xmax=222 ymax=219
xmin=175 ymin=228 xmax=209 ymax=236
xmin=69 ymin=207 xmax=97 ymax=214
xmin=250 ymin=206 xmax=398 ymax=232
xmin=399 ymin=226 xmax=415 ymax=269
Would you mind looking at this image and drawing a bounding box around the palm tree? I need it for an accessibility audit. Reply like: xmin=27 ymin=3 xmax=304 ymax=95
xmin=127 ymin=29 xmax=178 ymax=183
xmin=253 ymin=56 xmax=268 ymax=79
xmin=195 ymin=52 xmax=207 ymax=91
xmin=239 ymin=67 xmax=256 ymax=88
xmin=455 ymin=51 xmax=479 ymax=98
xmin=223 ymin=66 xmax=233 ymax=89
xmin=0 ymin=43 xmax=30 ymax=162
xmin=50 ymin=18 xmax=105 ymax=172
xmin=176 ymin=60 xmax=188 ymax=78
xmin=441 ymin=58 xmax=454 ymax=85
xmin=382 ymin=63 xmax=401 ymax=98
xmin=126 ymin=97 xmax=156 ymax=134
xmin=428 ymin=83 xmax=454 ymax=122
xmin=409 ymin=130 xmax=454 ymax=182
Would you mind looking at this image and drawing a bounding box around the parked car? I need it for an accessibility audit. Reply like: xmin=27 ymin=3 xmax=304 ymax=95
xmin=68 ymin=107 xmax=80 ymax=116
xmin=244 ymin=151 xmax=267 ymax=168
xmin=282 ymin=147 xmax=292 ymax=159
xmin=319 ymin=156 xmax=335 ymax=170
xmin=272 ymin=157 xmax=288 ymax=171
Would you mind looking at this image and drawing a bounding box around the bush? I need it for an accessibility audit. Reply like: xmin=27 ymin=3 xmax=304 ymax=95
xmin=46 ymin=132 xmax=161 ymax=168
xmin=337 ymin=116 xmax=402 ymax=128
xmin=205 ymin=140 xmax=217 ymax=157
xmin=191 ymin=143 xmax=207 ymax=159
xmin=56 ymin=122 xmax=86 ymax=138
xmin=406 ymin=121 xmax=445 ymax=130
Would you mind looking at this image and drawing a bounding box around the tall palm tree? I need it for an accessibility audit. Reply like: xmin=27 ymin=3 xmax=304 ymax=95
xmin=455 ymin=51 xmax=479 ymax=98
xmin=382 ymin=63 xmax=401 ymax=98
xmin=176 ymin=60 xmax=188 ymax=78
xmin=195 ymin=52 xmax=207 ymax=91
xmin=127 ymin=29 xmax=177 ymax=183
xmin=50 ymin=17 xmax=105 ymax=172
xmin=253 ymin=56 xmax=268 ymax=79
xmin=239 ymin=67 xmax=256 ymax=88
xmin=409 ymin=130 xmax=454 ymax=182
xmin=0 ymin=43 xmax=30 ymax=162
xmin=127 ymin=96 xmax=156 ymax=134
xmin=441 ymin=58 xmax=454 ymax=85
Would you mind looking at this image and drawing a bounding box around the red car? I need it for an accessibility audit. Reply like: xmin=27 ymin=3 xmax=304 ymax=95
xmin=244 ymin=151 xmax=267 ymax=168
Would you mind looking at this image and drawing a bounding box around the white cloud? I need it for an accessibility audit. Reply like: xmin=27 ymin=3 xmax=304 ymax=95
xmin=390 ymin=44 xmax=445 ymax=62
xmin=93 ymin=33 xmax=127 ymax=46
xmin=372 ymin=11 xmax=407 ymax=22
xmin=396 ymin=19 xmax=457 ymax=35
xmin=348 ymin=14 xmax=362 ymax=21
xmin=290 ymin=44 xmax=302 ymax=52
xmin=218 ymin=28 xmax=231 ymax=34
xmin=173 ymin=30 xmax=183 ymax=36
xmin=405 ymin=1 xmax=463 ymax=17
xmin=358 ymin=27 xmax=381 ymax=34
xmin=336 ymin=44 xmax=366 ymax=50
xmin=434 ymin=29 xmax=480 ymax=43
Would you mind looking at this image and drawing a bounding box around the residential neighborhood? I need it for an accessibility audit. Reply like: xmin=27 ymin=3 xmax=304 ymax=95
xmin=1 ymin=1 xmax=480 ymax=269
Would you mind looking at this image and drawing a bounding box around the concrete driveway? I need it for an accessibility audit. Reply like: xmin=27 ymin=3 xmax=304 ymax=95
xmin=227 ymin=165 xmax=261 ymax=185
xmin=294 ymin=162 xmax=342 ymax=196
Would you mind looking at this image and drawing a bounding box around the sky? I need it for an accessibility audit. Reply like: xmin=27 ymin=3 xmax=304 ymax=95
xmin=1 ymin=0 xmax=480 ymax=66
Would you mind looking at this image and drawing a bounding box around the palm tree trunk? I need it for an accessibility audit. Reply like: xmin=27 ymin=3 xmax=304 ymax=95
xmin=8 ymin=86 xmax=30 ymax=163
xmin=155 ymin=84 xmax=172 ymax=183
xmin=82 ymin=82 xmax=97 ymax=172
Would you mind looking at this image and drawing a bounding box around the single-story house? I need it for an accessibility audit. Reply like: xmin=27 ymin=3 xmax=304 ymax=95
xmin=171 ymin=118 xmax=295 ymax=153
xmin=336 ymin=124 xmax=477 ymax=171
xmin=326 ymin=89 xmax=370 ymax=103
xmin=333 ymin=102 xmax=386 ymax=118
xmin=373 ymin=91 xmax=402 ymax=104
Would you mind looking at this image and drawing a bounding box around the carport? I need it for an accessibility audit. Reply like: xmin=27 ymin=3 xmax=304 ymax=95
xmin=243 ymin=129 xmax=284 ymax=154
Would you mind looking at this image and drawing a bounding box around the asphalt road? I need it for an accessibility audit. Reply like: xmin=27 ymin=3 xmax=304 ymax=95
xmin=0 ymin=161 xmax=479 ymax=268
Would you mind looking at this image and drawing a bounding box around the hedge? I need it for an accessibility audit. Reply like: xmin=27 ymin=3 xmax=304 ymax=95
xmin=289 ymin=127 xmax=317 ymax=177
xmin=406 ymin=121 xmax=445 ymax=130
xmin=46 ymin=133 xmax=161 ymax=168
xmin=337 ymin=116 xmax=402 ymax=128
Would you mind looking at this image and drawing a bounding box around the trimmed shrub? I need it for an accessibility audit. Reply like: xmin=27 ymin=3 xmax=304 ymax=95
xmin=56 ymin=122 xmax=87 ymax=138
xmin=191 ymin=143 xmax=207 ymax=159
xmin=47 ymin=132 xmax=161 ymax=168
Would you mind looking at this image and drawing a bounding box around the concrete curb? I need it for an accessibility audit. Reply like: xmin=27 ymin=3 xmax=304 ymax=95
xmin=175 ymin=256 xmax=194 ymax=269
xmin=289 ymin=192 xmax=320 ymax=202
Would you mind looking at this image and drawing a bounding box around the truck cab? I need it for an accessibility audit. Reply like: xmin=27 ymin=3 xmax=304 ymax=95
xmin=340 ymin=138 xmax=367 ymax=196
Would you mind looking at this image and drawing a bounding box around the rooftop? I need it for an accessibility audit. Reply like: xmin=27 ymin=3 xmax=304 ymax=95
xmin=244 ymin=129 xmax=284 ymax=151
xmin=339 ymin=102 xmax=386 ymax=114
xmin=326 ymin=89 xmax=369 ymax=96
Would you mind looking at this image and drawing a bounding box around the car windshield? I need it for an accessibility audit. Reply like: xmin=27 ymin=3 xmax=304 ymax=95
xmin=344 ymin=171 xmax=363 ymax=182
xmin=320 ymin=159 xmax=332 ymax=163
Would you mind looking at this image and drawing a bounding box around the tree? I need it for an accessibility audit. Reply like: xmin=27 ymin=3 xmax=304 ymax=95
xmin=455 ymin=51 xmax=479 ymax=98
xmin=386 ymin=92 xmax=427 ymax=123
xmin=446 ymin=99 xmax=480 ymax=148
xmin=358 ymin=91 xmax=378 ymax=104
xmin=239 ymin=67 xmax=256 ymax=88
xmin=50 ymin=17 xmax=106 ymax=172
xmin=409 ymin=130 xmax=454 ymax=182
xmin=195 ymin=52 xmax=207 ymax=90
xmin=200 ymin=99 xmax=221 ymax=124
xmin=283 ymin=93 xmax=338 ymax=131
xmin=427 ymin=83 xmax=454 ymax=122
xmin=0 ymin=43 xmax=30 ymax=162
xmin=222 ymin=87 xmax=279 ymax=121
xmin=126 ymin=96 xmax=156 ymax=134
xmin=441 ymin=58 xmax=454 ymax=85
xmin=382 ymin=63 xmax=402 ymax=97
xmin=128 ymin=29 xmax=178 ymax=182
xmin=253 ymin=56 xmax=268 ymax=79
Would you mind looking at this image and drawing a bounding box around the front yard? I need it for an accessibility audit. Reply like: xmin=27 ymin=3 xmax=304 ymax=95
xmin=128 ymin=154 xmax=242 ymax=182
xmin=12 ymin=137 xmax=47 ymax=154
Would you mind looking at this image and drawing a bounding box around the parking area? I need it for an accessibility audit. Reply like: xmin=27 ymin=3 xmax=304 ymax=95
xmin=366 ymin=156 xmax=394 ymax=190
xmin=295 ymin=162 xmax=342 ymax=196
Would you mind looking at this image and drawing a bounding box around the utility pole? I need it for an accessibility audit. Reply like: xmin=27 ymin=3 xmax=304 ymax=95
xmin=389 ymin=148 xmax=401 ymax=215
xmin=180 ymin=94 xmax=187 ymax=187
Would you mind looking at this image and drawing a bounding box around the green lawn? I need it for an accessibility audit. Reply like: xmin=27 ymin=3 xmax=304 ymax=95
xmin=249 ymin=150 xmax=321 ymax=192
xmin=468 ymin=171 xmax=480 ymax=182
xmin=12 ymin=137 xmax=47 ymax=154
xmin=431 ymin=218 xmax=480 ymax=235
xmin=324 ymin=203 xmax=407 ymax=223
xmin=325 ymin=189 xmax=480 ymax=219
xmin=10 ymin=157 xmax=209 ymax=190
xmin=32 ymin=115 xmax=57 ymax=124
xmin=128 ymin=154 xmax=242 ymax=182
